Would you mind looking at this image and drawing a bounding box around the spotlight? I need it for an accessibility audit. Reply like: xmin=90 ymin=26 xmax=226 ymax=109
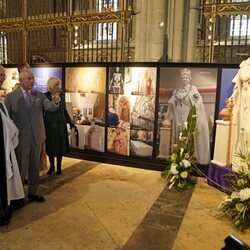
xmin=159 ymin=22 xmax=164 ymax=28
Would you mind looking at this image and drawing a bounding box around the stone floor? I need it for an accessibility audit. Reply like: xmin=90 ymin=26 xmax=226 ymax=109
xmin=0 ymin=157 xmax=249 ymax=249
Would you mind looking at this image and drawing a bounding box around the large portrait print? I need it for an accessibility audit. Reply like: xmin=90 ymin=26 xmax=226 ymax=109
xmin=65 ymin=67 xmax=106 ymax=151
xmin=157 ymin=67 xmax=218 ymax=165
xmin=107 ymin=66 xmax=157 ymax=159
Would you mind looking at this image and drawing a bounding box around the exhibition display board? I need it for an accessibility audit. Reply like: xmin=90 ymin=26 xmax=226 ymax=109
xmin=1 ymin=62 xmax=239 ymax=170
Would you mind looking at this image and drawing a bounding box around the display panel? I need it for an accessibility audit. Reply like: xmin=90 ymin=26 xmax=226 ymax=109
xmin=0 ymin=67 xmax=19 ymax=97
xmin=107 ymin=127 xmax=130 ymax=156
xmin=31 ymin=67 xmax=63 ymax=93
xmin=107 ymin=66 xmax=157 ymax=158
xmin=218 ymin=68 xmax=238 ymax=116
xmin=0 ymin=66 xmax=62 ymax=97
xmin=157 ymin=67 xmax=218 ymax=165
xmin=65 ymin=67 xmax=106 ymax=152
xmin=1 ymin=63 xmax=239 ymax=170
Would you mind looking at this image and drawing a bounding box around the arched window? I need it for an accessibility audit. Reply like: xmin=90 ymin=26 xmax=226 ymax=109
xmin=230 ymin=14 xmax=250 ymax=38
xmin=0 ymin=32 xmax=7 ymax=64
xmin=96 ymin=0 xmax=118 ymax=41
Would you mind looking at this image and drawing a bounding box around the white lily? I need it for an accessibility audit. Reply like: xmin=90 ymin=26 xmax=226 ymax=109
xmin=180 ymin=148 xmax=184 ymax=157
xmin=184 ymin=122 xmax=188 ymax=129
xmin=179 ymin=132 xmax=182 ymax=140
xmin=169 ymin=179 xmax=176 ymax=189
xmin=169 ymin=175 xmax=176 ymax=183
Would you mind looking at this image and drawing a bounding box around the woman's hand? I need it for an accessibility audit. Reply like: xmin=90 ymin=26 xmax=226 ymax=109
xmin=52 ymin=93 xmax=61 ymax=104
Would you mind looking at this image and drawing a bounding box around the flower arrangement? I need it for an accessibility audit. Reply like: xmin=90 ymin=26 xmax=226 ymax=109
xmin=219 ymin=152 xmax=250 ymax=231
xmin=161 ymin=105 xmax=197 ymax=189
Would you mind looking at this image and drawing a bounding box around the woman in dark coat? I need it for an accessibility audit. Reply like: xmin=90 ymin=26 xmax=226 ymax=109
xmin=44 ymin=77 xmax=74 ymax=175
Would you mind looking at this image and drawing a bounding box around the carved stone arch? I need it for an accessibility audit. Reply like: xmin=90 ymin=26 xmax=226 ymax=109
xmin=204 ymin=52 xmax=224 ymax=63
xmin=213 ymin=52 xmax=224 ymax=63
xmin=75 ymin=51 xmax=93 ymax=62
xmin=233 ymin=55 xmax=249 ymax=64
xmin=98 ymin=53 xmax=111 ymax=62
xmin=123 ymin=51 xmax=135 ymax=62
xmin=204 ymin=54 xmax=210 ymax=63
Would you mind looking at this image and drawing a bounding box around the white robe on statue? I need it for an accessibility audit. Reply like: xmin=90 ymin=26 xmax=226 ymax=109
xmin=0 ymin=101 xmax=24 ymax=204
xmin=167 ymin=84 xmax=210 ymax=165
xmin=231 ymin=58 xmax=250 ymax=172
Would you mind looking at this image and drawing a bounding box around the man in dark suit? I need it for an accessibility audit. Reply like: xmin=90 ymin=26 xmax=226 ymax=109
xmin=5 ymin=68 xmax=60 ymax=202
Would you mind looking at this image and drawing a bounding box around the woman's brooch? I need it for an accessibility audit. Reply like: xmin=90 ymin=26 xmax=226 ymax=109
xmin=192 ymin=93 xmax=199 ymax=101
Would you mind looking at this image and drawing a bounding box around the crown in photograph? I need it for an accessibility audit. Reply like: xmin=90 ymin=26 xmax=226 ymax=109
xmin=180 ymin=68 xmax=191 ymax=77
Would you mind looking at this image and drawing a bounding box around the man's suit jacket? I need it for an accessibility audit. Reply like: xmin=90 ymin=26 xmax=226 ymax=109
xmin=5 ymin=88 xmax=57 ymax=148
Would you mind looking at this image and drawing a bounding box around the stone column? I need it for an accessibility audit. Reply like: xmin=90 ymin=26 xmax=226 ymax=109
xmin=134 ymin=0 xmax=148 ymax=61
xmin=167 ymin=0 xmax=185 ymax=62
xmin=181 ymin=0 xmax=190 ymax=61
xmin=22 ymin=0 xmax=27 ymax=63
xmin=135 ymin=0 xmax=166 ymax=61
xmin=67 ymin=25 xmax=73 ymax=62
xmin=148 ymin=0 xmax=166 ymax=61
xmin=186 ymin=0 xmax=200 ymax=62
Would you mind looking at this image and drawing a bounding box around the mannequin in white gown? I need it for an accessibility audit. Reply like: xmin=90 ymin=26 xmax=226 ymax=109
xmin=230 ymin=58 xmax=250 ymax=172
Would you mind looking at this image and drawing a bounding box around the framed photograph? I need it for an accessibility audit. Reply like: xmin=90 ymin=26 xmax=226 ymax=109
xmin=65 ymin=67 xmax=106 ymax=93
xmin=130 ymin=129 xmax=153 ymax=158
xmin=157 ymin=66 xmax=218 ymax=165
xmin=130 ymin=95 xmax=155 ymax=130
xmin=125 ymin=67 xmax=157 ymax=96
xmin=88 ymin=108 xmax=93 ymax=116
xmin=65 ymin=66 xmax=107 ymax=151
xmin=109 ymin=66 xmax=125 ymax=94
xmin=82 ymin=108 xmax=87 ymax=116
xmin=107 ymin=127 xmax=130 ymax=156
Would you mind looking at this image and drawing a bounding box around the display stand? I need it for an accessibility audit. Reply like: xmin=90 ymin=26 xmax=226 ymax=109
xmin=158 ymin=127 xmax=171 ymax=159
xmin=211 ymin=120 xmax=236 ymax=167
xmin=207 ymin=162 xmax=233 ymax=194
xmin=75 ymin=124 xmax=85 ymax=149
xmin=208 ymin=119 xmax=236 ymax=194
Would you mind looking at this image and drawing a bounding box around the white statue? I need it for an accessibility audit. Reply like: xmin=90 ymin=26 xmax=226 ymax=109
xmin=164 ymin=68 xmax=210 ymax=165
xmin=230 ymin=57 xmax=250 ymax=172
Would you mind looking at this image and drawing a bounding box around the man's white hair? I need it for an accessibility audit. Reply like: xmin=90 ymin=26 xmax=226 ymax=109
xmin=19 ymin=68 xmax=33 ymax=81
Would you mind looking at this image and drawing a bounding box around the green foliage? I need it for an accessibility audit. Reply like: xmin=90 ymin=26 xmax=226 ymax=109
xmin=161 ymin=105 xmax=197 ymax=189
xmin=219 ymin=156 xmax=250 ymax=231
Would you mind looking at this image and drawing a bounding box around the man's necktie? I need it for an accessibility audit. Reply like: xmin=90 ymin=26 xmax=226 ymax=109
xmin=25 ymin=91 xmax=31 ymax=108
xmin=0 ymin=102 xmax=6 ymax=115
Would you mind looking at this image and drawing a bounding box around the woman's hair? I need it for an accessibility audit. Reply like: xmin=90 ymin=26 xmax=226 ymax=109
xmin=47 ymin=77 xmax=61 ymax=91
